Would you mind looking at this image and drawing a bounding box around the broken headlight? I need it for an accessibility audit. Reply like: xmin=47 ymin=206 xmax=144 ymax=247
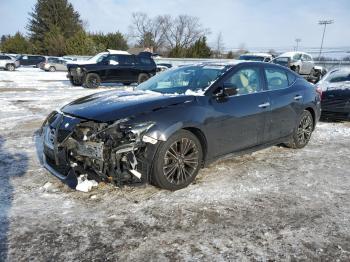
xmin=121 ymin=121 xmax=156 ymax=143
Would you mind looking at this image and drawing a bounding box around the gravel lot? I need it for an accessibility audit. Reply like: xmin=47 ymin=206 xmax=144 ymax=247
xmin=0 ymin=68 xmax=350 ymax=261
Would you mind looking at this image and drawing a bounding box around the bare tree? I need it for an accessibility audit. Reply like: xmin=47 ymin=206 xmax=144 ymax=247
xmin=129 ymin=13 xmax=209 ymax=54
xmin=162 ymin=15 xmax=209 ymax=49
xmin=214 ymin=32 xmax=225 ymax=58
xmin=128 ymin=12 xmax=166 ymax=51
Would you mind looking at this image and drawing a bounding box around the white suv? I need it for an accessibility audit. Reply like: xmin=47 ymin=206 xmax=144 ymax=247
xmin=0 ymin=54 xmax=19 ymax=71
xmin=274 ymin=52 xmax=315 ymax=75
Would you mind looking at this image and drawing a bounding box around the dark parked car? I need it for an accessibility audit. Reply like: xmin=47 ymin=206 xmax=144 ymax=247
xmin=67 ymin=50 xmax=157 ymax=88
xmin=41 ymin=62 xmax=321 ymax=191
xmin=17 ymin=55 xmax=46 ymax=67
xmin=318 ymin=68 xmax=350 ymax=120
xmin=239 ymin=53 xmax=273 ymax=62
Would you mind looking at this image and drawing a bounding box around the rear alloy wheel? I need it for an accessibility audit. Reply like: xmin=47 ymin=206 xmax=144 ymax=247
xmin=138 ymin=73 xmax=149 ymax=84
xmin=151 ymin=130 xmax=203 ymax=190
xmin=286 ymin=110 xmax=314 ymax=149
xmin=49 ymin=66 xmax=56 ymax=72
xmin=6 ymin=64 xmax=15 ymax=71
xmin=84 ymin=73 xmax=101 ymax=88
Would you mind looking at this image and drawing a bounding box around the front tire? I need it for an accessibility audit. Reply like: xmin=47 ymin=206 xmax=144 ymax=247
xmin=49 ymin=66 xmax=56 ymax=72
xmin=69 ymin=77 xmax=83 ymax=86
xmin=293 ymin=66 xmax=300 ymax=74
xmin=285 ymin=110 xmax=314 ymax=149
xmin=151 ymin=130 xmax=203 ymax=191
xmin=84 ymin=73 xmax=101 ymax=88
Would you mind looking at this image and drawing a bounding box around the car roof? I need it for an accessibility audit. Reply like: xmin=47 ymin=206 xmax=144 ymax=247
xmin=181 ymin=60 xmax=288 ymax=68
xmin=278 ymin=51 xmax=311 ymax=58
xmin=240 ymin=53 xmax=273 ymax=57
xmin=107 ymin=49 xmax=131 ymax=55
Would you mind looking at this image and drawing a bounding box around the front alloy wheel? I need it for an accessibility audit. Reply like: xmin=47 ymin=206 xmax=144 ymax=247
xmin=163 ymin=138 xmax=199 ymax=185
xmin=84 ymin=73 xmax=101 ymax=88
xmin=151 ymin=130 xmax=203 ymax=190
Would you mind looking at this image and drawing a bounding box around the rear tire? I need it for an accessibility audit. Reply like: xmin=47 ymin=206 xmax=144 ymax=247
xmin=138 ymin=73 xmax=149 ymax=84
xmin=49 ymin=66 xmax=56 ymax=72
xmin=151 ymin=130 xmax=203 ymax=191
xmin=285 ymin=110 xmax=314 ymax=149
xmin=84 ymin=73 xmax=101 ymax=88
xmin=6 ymin=64 xmax=15 ymax=71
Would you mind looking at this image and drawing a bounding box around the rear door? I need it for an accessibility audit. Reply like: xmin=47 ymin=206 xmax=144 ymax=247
xmin=20 ymin=55 xmax=29 ymax=66
xmin=263 ymin=66 xmax=305 ymax=141
xmin=207 ymin=64 xmax=271 ymax=156
xmin=0 ymin=55 xmax=8 ymax=67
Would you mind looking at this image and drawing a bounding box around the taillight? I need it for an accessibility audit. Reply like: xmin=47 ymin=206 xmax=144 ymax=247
xmin=315 ymin=86 xmax=323 ymax=101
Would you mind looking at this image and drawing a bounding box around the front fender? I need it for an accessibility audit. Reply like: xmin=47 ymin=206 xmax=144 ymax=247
xmin=145 ymin=121 xmax=197 ymax=141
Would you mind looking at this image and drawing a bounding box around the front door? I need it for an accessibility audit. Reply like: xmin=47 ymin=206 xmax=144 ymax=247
xmin=206 ymin=65 xmax=270 ymax=156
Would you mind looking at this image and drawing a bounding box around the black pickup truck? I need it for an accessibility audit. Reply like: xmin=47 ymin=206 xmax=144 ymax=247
xmin=67 ymin=50 xmax=157 ymax=88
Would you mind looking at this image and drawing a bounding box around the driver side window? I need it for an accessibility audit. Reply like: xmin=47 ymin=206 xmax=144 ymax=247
xmin=224 ymin=67 xmax=262 ymax=96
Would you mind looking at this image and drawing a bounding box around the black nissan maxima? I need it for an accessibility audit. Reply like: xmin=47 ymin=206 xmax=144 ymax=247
xmin=41 ymin=61 xmax=321 ymax=190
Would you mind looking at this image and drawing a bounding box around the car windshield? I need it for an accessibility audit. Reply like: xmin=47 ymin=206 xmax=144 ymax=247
xmin=292 ymin=54 xmax=302 ymax=61
xmin=136 ymin=65 xmax=229 ymax=94
xmin=326 ymin=70 xmax=350 ymax=83
xmin=239 ymin=55 xmax=265 ymax=61
xmin=88 ymin=52 xmax=108 ymax=62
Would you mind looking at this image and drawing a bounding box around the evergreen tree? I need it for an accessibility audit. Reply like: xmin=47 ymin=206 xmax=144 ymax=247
xmin=43 ymin=26 xmax=66 ymax=56
xmin=186 ymin=37 xmax=211 ymax=58
xmin=0 ymin=32 xmax=32 ymax=54
xmin=90 ymin=32 xmax=128 ymax=52
xmin=65 ymin=30 xmax=96 ymax=55
xmin=27 ymin=0 xmax=83 ymax=53
xmin=168 ymin=46 xmax=187 ymax=58
xmin=226 ymin=51 xmax=234 ymax=59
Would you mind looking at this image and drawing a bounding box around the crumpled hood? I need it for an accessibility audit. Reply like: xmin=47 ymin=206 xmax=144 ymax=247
xmin=61 ymin=90 xmax=195 ymax=122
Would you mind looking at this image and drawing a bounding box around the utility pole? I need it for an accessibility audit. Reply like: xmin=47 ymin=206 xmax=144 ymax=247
xmin=295 ymin=38 xmax=301 ymax=51
xmin=318 ymin=20 xmax=334 ymax=60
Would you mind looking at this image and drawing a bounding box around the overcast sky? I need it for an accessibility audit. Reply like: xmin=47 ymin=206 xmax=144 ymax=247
xmin=0 ymin=0 xmax=349 ymax=50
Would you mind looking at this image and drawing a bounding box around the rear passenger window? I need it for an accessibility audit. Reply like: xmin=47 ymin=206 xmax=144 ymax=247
xmin=119 ymin=55 xmax=135 ymax=65
xmin=265 ymin=68 xmax=289 ymax=90
xmin=139 ymin=57 xmax=152 ymax=65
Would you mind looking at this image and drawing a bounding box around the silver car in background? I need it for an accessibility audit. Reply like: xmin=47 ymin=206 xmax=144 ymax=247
xmin=273 ymin=51 xmax=315 ymax=75
xmin=40 ymin=57 xmax=67 ymax=72
xmin=0 ymin=54 xmax=20 ymax=71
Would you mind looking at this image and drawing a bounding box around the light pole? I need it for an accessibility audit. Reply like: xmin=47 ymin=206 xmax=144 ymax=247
xmin=318 ymin=20 xmax=334 ymax=60
xmin=295 ymin=38 xmax=301 ymax=51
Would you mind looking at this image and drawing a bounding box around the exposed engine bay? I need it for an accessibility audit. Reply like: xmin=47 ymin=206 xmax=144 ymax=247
xmin=41 ymin=111 xmax=158 ymax=188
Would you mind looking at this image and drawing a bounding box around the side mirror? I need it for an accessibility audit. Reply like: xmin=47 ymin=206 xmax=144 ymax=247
xmin=213 ymin=83 xmax=238 ymax=100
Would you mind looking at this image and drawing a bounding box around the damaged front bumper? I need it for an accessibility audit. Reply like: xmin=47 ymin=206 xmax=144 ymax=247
xmin=41 ymin=111 xmax=159 ymax=189
xmin=43 ymin=154 xmax=79 ymax=188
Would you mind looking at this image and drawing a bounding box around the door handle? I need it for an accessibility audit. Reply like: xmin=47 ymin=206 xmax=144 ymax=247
xmin=294 ymin=95 xmax=303 ymax=100
xmin=258 ymin=102 xmax=270 ymax=108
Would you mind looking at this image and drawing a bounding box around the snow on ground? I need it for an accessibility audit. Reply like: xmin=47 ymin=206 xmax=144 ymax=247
xmin=0 ymin=68 xmax=350 ymax=261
